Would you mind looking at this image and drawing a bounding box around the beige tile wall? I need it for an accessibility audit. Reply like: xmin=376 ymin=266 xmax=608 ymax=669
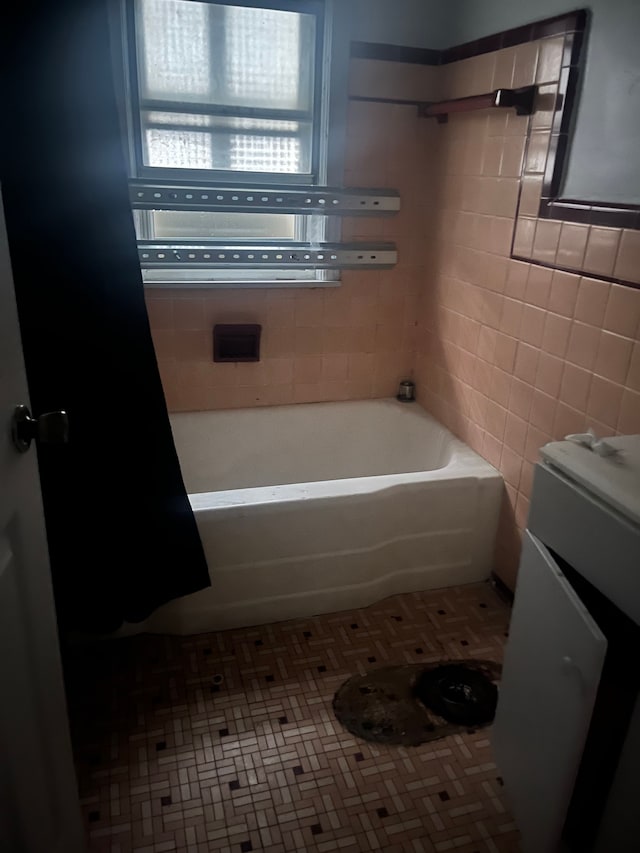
xmin=145 ymin=38 xmax=640 ymax=589
xmin=144 ymin=60 xmax=437 ymax=412
xmin=415 ymin=35 xmax=640 ymax=588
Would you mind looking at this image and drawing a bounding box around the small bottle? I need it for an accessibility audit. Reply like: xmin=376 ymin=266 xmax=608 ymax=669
xmin=397 ymin=379 xmax=415 ymax=402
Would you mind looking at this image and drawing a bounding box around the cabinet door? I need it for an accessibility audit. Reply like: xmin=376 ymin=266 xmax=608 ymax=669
xmin=492 ymin=531 xmax=607 ymax=853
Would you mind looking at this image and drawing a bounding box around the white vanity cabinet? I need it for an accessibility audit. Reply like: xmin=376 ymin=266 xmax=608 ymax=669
xmin=492 ymin=436 xmax=640 ymax=853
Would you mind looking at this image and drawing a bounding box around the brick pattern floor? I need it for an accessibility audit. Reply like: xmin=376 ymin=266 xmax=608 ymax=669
xmin=64 ymin=581 xmax=521 ymax=853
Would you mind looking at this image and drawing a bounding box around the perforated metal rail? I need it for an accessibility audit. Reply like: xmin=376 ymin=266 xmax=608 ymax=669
xmin=138 ymin=242 xmax=398 ymax=269
xmin=130 ymin=182 xmax=400 ymax=215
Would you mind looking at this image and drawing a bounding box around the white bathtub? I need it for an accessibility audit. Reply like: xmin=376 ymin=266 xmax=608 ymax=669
xmin=142 ymin=399 xmax=502 ymax=633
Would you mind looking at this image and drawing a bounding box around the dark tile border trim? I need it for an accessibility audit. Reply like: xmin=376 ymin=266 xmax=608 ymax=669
xmin=512 ymin=254 xmax=640 ymax=292
xmin=350 ymin=11 xmax=586 ymax=67
xmin=440 ymin=10 xmax=587 ymax=64
xmin=536 ymin=19 xmax=640 ymax=237
xmin=540 ymin=200 xmax=640 ymax=230
xmin=349 ymin=95 xmax=428 ymax=107
xmin=352 ymin=9 xmax=640 ymax=287
xmin=350 ymin=41 xmax=440 ymax=66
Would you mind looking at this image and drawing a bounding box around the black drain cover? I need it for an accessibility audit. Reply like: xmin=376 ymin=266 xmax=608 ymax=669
xmin=414 ymin=664 xmax=497 ymax=726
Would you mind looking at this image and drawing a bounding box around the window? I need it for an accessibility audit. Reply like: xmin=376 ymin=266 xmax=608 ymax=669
xmin=133 ymin=1 xmax=318 ymax=178
xmin=121 ymin=0 xmax=344 ymax=286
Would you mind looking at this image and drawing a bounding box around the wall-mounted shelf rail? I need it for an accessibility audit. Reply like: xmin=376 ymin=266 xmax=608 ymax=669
xmin=130 ymin=182 xmax=400 ymax=215
xmin=138 ymin=242 xmax=398 ymax=270
xmin=419 ymin=86 xmax=537 ymax=123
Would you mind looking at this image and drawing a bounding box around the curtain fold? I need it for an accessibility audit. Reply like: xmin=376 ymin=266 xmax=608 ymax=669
xmin=1 ymin=0 xmax=211 ymax=634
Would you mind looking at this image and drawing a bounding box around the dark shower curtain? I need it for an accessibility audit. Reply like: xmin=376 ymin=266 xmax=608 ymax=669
xmin=1 ymin=1 xmax=211 ymax=633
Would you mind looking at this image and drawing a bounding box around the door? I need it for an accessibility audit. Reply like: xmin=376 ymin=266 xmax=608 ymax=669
xmin=0 ymin=188 xmax=85 ymax=851
xmin=492 ymin=531 xmax=607 ymax=853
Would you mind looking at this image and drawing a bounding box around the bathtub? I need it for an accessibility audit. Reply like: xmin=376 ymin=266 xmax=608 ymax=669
xmin=142 ymin=399 xmax=502 ymax=634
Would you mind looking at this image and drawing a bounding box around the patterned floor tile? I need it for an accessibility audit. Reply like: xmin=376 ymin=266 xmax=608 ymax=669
xmin=64 ymin=581 xmax=521 ymax=852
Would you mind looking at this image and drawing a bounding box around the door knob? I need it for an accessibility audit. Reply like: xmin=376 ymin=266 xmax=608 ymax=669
xmin=11 ymin=404 xmax=69 ymax=453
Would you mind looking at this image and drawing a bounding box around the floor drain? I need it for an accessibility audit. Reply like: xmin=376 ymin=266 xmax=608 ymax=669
xmin=333 ymin=660 xmax=500 ymax=746
xmin=414 ymin=663 xmax=497 ymax=726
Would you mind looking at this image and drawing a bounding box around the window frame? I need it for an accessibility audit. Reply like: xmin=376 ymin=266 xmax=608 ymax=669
xmin=125 ymin=0 xmax=327 ymax=186
xmin=114 ymin=0 xmax=350 ymax=287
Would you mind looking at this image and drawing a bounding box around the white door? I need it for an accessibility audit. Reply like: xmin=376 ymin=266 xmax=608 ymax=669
xmin=0 ymin=188 xmax=85 ymax=851
xmin=492 ymin=531 xmax=607 ymax=853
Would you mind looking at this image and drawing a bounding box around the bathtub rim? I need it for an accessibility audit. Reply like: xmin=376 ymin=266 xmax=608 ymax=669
xmin=189 ymin=447 xmax=500 ymax=513
xmin=176 ymin=398 xmax=500 ymax=512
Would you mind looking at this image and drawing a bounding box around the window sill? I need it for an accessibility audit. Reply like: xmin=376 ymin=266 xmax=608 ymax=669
xmin=142 ymin=277 xmax=342 ymax=290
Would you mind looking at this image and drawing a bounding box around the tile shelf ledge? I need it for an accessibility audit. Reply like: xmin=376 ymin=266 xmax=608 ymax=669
xmin=418 ymin=86 xmax=537 ymax=123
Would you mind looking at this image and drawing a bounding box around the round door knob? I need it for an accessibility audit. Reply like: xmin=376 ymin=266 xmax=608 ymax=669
xmin=11 ymin=404 xmax=69 ymax=453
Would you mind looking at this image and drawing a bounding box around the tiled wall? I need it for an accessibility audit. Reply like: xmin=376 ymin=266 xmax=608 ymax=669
xmin=145 ymin=34 xmax=640 ymax=589
xmin=144 ymin=62 xmax=439 ymax=412
xmin=414 ymin=35 xmax=640 ymax=587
